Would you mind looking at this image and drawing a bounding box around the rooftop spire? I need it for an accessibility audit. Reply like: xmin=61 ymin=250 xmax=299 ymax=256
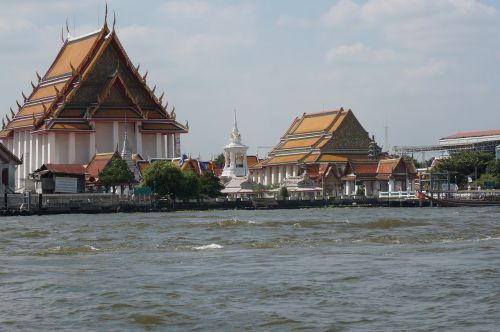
xmin=230 ymin=109 xmax=241 ymax=144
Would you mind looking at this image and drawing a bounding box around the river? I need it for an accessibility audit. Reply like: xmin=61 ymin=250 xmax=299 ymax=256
xmin=1 ymin=207 xmax=500 ymax=331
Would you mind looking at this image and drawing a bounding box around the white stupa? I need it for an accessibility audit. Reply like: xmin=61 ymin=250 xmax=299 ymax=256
xmin=221 ymin=111 xmax=249 ymax=178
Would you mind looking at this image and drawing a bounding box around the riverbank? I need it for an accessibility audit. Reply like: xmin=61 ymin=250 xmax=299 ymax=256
xmin=0 ymin=193 xmax=428 ymax=216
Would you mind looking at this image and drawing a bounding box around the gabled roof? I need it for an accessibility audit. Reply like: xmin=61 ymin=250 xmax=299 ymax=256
xmin=2 ymin=17 xmax=188 ymax=136
xmin=35 ymin=163 xmax=86 ymax=175
xmin=86 ymin=152 xmax=120 ymax=178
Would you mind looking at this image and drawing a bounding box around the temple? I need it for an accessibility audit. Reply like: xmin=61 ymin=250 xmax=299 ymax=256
xmin=0 ymin=10 xmax=188 ymax=191
xmin=249 ymin=108 xmax=416 ymax=198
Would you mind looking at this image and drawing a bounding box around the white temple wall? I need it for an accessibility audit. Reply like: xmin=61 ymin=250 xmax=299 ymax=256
xmin=75 ymin=134 xmax=90 ymax=164
xmin=118 ymin=122 xmax=136 ymax=153
xmin=142 ymin=134 xmax=156 ymax=159
xmin=56 ymin=133 xmax=69 ymax=164
xmin=95 ymin=122 xmax=113 ymax=153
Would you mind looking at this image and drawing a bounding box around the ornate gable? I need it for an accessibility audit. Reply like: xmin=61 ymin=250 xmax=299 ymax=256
xmin=321 ymin=111 xmax=371 ymax=153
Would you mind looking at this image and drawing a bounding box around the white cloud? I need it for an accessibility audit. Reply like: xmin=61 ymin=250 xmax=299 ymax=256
xmin=404 ymin=60 xmax=449 ymax=79
xmin=157 ymin=0 xmax=211 ymax=19
xmin=325 ymin=43 xmax=397 ymax=64
xmin=321 ymin=0 xmax=360 ymax=26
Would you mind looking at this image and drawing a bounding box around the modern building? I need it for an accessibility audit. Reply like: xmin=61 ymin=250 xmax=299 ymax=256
xmin=0 ymin=13 xmax=188 ymax=191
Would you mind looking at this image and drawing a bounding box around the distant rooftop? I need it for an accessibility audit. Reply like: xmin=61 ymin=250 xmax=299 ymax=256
xmin=441 ymin=129 xmax=500 ymax=140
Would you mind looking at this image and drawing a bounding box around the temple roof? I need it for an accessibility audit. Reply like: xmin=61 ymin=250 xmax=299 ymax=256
xmin=1 ymin=15 xmax=187 ymax=136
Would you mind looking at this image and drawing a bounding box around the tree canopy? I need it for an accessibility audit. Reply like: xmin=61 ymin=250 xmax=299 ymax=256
xmin=143 ymin=160 xmax=184 ymax=198
xmin=433 ymin=151 xmax=494 ymax=185
xmin=143 ymin=162 xmax=223 ymax=200
xmin=99 ymin=158 xmax=134 ymax=192
xmin=199 ymin=171 xmax=224 ymax=198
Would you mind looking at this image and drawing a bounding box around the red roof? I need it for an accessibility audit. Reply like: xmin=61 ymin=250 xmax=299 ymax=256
xmin=86 ymin=152 xmax=119 ymax=178
xmin=353 ymin=162 xmax=378 ymax=175
xmin=442 ymin=129 xmax=500 ymax=140
xmin=43 ymin=164 xmax=86 ymax=175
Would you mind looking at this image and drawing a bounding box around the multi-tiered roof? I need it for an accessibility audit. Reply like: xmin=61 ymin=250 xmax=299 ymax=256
xmin=260 ymin=108 xmax=372 ymax=166
xmin=0 ymin=13 xmax=187 ymax=138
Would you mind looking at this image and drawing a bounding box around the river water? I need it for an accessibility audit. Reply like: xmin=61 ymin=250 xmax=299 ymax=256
xmin=1 ymin=207 xmax=500 ymax=331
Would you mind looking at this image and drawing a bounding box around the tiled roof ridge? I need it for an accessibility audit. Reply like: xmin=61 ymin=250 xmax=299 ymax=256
xmin=441 ymin=129 xmax=500 ymax=140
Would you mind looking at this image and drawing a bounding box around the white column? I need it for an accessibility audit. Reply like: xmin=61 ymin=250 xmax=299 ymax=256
xmin=345 ymin=181 xmax=351 ymax=195
xmin=136 ymin=122 xmax=142 ymax=155
xmin=29 ymin=132 xmax=35 ymax=173
xmin=16 ymin=131 xmax=22 ymax=189
xmin=265 ymin=167 xmax=272 ymax=186
xmin=68 ymin=132 xmax=76 ymax=164
xmin=89 ymin=132 xmax=96 ymax=158
xmin=292 ymin=165 xmax=298 ymax=177
xmin=277 ymin=166 xmax=283 ymax=184
xmin=23 ymin=131 xmax=28 ymax=185
xmin=113 ymin=121 xmax=119 ymax=151
xmin=35 ymin=134 xmax=39 ymax=170
xmin=166 ymin=134 xmax=172 ymax=158
xmin=47 ymin=132 xmax=56 ymax=163
xmin=164 ymin=135 xmax=169 ymax=159
xmin=174 ymin=133 xmax=181 ymax=157
xmin=156 ymin=133 xmax=162 ymax=158
xmin=271 ymin=166 xmax=276 ymax=185
xmin=229 ymin=151 xmax=236 ymax=168
xmin=388 ymin=179 xmax=395 ymax=192
xmin=41 ymin=134 xmax=46 ymax=165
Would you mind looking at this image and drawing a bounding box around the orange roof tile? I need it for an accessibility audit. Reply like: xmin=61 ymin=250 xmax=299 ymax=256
xmin=246 ymin=155 xmax=258 ymax=167
xmin=17 ymin=103 xmax=51 ymax=117
xmin=39 ymin=163 xmax=87 ymax=175
xmin=280 ymin=137 xmax=322 ymax=149
xmin=86 ymin=152 xmax=119 ymax=177
xmin=31 ymin=82 xmax=65 ymax=100
xmin=266 ymin=154 xmax=307 ymax=164
xmin=46 ymin=33 xmax=100 ymax=78
xmin=6 ymin=118 xmax=35 ymax=129
xmin=302 ymin=153 xmax=320 ymax=163
xmin=318 ymin=154 xmax=348 ymax=162
xmin=292 ymin=111 xmax=340 ymax=134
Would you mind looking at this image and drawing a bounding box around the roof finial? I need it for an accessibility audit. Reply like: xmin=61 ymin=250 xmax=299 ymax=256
xmin=2 ymin=118 xmax=5 ymax=129
xmin=36 ymin=71 xmax=41 ymax=82
xmin=10 ymin=107 xmax=15 ymax=117
xmin=66 ymin=18 xmax=70 ymax=34
xmin=233 ymin=109 xmax=238 ymax=131
xmin=112 ymin=10 xmax=116 ymax=31
xmin=136 ymin=63 xmax=140 ymax=72
xmin=31 ymin=81 xmax=36 ymax=90
xmin=6 ymin=114 xmax=10 ymax=123
xmin=142 ymin=70 xmax=148 ymax=82
xmin=104 ymin=1 xmax=108 ymax=27
xmin=22 ymin=92 xmax=28 ymax=102
xmin=159 ymin=91 xmax=164 ymax=103
xmin=61 ymin=27 xmax=65 ymax=43
xmin=152 ymin=85 xmax=156 ymax=93
xmin=16 ymin=100 xmax=21 ymax=110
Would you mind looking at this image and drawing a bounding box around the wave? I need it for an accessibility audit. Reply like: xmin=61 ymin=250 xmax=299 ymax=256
xmin=354 ymin=218 xmax=429 ymax=229
xmin=35 ymin=244 xmax=99 ymax=256
xmin=192 ymin=243 xmax=223 ymax=250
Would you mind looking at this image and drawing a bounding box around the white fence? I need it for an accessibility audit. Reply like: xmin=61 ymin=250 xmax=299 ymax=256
xmin=379 ymin=191 xmax=416 ymax=199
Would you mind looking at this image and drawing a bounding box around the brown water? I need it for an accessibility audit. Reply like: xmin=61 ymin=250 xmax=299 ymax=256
xmin=1 ymin=207 xmax=500 ymax=331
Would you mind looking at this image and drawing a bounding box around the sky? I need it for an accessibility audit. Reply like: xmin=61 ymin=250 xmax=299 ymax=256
xmin=0 ymin=0 xmax=499 ymax=159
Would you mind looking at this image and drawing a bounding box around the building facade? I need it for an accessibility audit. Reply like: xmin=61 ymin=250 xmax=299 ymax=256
xmin=249 ymin=108 xmax=416 ymax=198
xmin=0 ymin=15 xmax=187 ymax=191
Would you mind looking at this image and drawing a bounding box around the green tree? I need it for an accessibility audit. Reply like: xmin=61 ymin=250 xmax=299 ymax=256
xmin=143 ymin=160 xmax=184 ymax=199
xmin=99 ymin=158 xmax=134 ymax=194
xmin=252 ymin=183 xmax=268 ymax=198
xmin=486 ymin=159 xmax=500 ymax=177
xmin=179 ymin=171 xmax=201 ymax=200
xmin=199 ymin=171 xmax=224 ymax=198
xmin=278 ymin=186 xmax=289 ymax=199
xmin=213 ymin=153 xmax=225 ymax=169
xmin=434 ymin=151 xmax=494 ymax=185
